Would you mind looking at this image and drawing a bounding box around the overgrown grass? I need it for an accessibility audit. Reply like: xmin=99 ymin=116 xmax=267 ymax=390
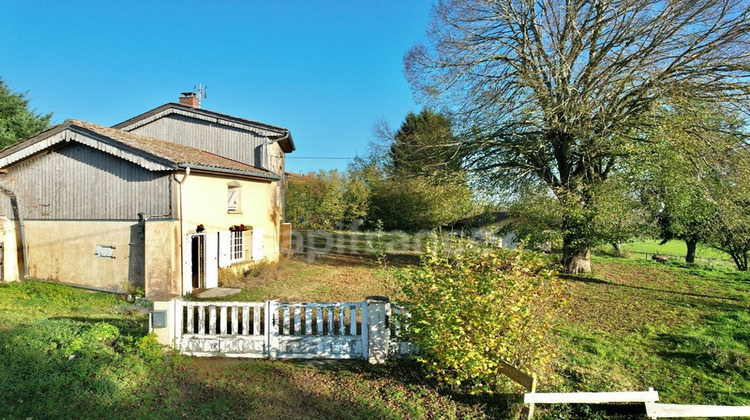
xmin=0 ymin=281 xmax=162 ymax=418
xmin=216 ymin=254 xmax=399 ymax=302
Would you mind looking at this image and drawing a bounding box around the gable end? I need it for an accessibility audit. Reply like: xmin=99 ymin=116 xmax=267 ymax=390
xmin=113 ymin=103 xmax=295 ymax=153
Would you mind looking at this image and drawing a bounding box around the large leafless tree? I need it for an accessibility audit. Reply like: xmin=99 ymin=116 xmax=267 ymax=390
xmin=405 ymin=0 xmax=750 ymax=272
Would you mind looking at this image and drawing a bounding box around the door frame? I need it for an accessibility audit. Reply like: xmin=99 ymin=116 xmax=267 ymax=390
xmin=183 ymin=232 xmax=219 ymax=294
xmin=189 ymin=233 xmax=206 ymax=291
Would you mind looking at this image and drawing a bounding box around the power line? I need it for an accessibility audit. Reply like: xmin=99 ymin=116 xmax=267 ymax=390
xmin=287 ymin=156 xmax=354 ymax=160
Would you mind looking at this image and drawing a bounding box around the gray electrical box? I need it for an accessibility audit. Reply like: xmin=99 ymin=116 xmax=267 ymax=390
xmin=151 ymin=310 xmax=167 ymax=329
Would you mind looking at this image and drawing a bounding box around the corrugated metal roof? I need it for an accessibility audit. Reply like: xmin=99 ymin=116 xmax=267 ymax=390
xmin=113 ymin=103 xmax=296 ymax=153
xmin=0 ymin=120 xmax=279 ymax=180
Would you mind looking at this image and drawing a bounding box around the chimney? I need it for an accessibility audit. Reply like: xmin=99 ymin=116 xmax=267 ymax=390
xmin=179 ymin=92 xmax=199 ymax=108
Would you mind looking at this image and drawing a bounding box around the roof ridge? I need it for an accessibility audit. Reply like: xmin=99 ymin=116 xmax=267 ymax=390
xmin=167 ymin=102 xmax=289 ymax=133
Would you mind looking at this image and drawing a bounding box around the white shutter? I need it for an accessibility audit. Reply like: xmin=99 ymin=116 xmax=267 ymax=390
xmin=218 ymin=231 xmax=231 ymax=267
xmin=228 ymin=187 xmax=239 ymax=211
xmin=205 ymin=233 xmax=219 ymax=289
xmin=182 ymin=235 xmax=193 ymax=294
xmin=252 ymin=228 xmax=264 ymax=261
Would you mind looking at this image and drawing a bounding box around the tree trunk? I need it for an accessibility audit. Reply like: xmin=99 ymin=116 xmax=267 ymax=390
xmin=685 ymin=239 xmax=697 ymax=264
xmin=561 ymin=240 xmax=592 ymax=274
xmin=559 ymin=191 xmax=594 ymax=274
xmin=730 ymin=250 xmax=748 ymax=271
xmin=611 ymin=242 xmax=622 ymax=257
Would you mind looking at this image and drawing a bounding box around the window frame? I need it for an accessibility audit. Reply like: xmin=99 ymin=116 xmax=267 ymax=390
xmin=227 ymin=182 xmax=241 ymax=213
xmin=95 ymin=245 xmax=115 ymax=259
xmin=230 ymin=229 xmax=244 ymax=262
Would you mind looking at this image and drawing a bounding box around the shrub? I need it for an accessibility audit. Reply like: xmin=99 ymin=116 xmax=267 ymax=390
xmin=397 ymin=237 xmax=566 ymax=394
xmin=218 ymin=259 xmax=281 ymax=288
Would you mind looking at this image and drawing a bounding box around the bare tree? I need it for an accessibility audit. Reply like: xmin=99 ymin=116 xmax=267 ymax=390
xmin=405 ymin=0 xmax=750 ymax=272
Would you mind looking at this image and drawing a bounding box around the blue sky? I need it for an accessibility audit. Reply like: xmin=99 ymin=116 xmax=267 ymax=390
xmin=0 ymin=1 xmax=433 ymax=173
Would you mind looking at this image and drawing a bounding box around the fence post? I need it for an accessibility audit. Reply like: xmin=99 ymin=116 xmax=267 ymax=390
xmin=267 ymin=300 xmax=279 ymax=359
xmin=150 ymin=294 xmax=180 ymax=347
xmin=365 ymin=296 xmax=390 ymax=364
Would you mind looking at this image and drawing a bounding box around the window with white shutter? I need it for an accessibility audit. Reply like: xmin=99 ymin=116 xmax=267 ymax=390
xmin=228 ymin=186 xmax=240 ymax=213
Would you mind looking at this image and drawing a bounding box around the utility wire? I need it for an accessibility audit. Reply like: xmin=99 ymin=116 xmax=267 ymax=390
xmin=287 ymin=156 xmax=354 ymax=160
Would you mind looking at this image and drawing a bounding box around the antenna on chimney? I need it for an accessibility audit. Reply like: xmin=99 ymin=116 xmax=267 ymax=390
xmin=194 ymin=83 xmax=207 ymax=107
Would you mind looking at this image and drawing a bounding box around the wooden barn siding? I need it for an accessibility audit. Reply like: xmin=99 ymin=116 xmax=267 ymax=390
xmin=129 ymin=115 xmax=267 ymax=168
xmin=0 ymin=143 xmax=172 ymax=220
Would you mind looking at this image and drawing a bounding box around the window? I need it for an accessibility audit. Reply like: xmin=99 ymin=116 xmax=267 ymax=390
xmin=230 ymin=230 xmax=244 ymax=262
xmin=95 ymin=245 xmax=115 ymax=259
xmin=228 ymin=186 xmax=240 ymax=212
xmin=227 ymin=181 xmax=242 ymax=213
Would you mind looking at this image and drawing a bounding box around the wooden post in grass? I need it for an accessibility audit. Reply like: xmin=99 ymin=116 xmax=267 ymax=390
xmin=493 ymin=360 xmax=536 ymax=418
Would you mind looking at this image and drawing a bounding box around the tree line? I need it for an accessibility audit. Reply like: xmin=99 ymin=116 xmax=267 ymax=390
xmin=289 ymin=0 xmax=750 ymax=272
xmin=285 ymin=109 xmax=479 ymax=232
xmin=288 ymin=97 xmax=750 ymax=272
xmin=0 ymin=78 xmax=51 ymax=149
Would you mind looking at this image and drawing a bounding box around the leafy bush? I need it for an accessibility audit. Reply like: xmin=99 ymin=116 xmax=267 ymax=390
xmin=397 ymin=237 xmax=566 ymax=394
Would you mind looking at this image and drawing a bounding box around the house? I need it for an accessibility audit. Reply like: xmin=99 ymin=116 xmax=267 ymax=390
xmin=0 ymin=93 xmax=295 ymax=297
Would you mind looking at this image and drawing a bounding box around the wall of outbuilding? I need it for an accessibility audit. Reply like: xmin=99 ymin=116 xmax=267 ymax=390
xmin=12 ymin=220 xmax=142 ymax=291
xmin=0 ymin=142 xmax=172 ymax=220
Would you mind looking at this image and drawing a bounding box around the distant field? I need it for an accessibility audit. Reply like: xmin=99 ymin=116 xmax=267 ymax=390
xmin=617 ymin=239 xmax=733 ymax=267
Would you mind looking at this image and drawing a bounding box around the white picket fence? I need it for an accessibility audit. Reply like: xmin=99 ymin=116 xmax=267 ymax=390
xmin=152 ymin=297 xmax=417 ymax=362
xmin=179 ymin=301 xmax=271 ymax=358
xmin=151 ymin=298 xmax=750 ymax=418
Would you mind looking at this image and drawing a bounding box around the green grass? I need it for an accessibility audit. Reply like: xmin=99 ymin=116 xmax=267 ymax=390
xmin=621 ymin=239 xmax=693 ymax=256
xmin=538 ymin=256 xmax=750 ymax=419
xmin=0 ymin=280 xmax=502 ymax=419
xmin=3 ymin=242 xmax=750 ymax=419
xmin=617 ymin=239 xmax=733 ymax=268
xmin=0 ymin=281 xmax=161 ymax=418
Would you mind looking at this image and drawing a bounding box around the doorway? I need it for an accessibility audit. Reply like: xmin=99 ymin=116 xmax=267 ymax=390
xmin=191 ymin=234 xmax=205 ymax=289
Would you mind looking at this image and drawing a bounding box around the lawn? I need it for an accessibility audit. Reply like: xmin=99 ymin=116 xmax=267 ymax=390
xmin=2 ymin=240 xmax=749 ymax=419
xmin=550 ymin=256 xmax=750 ymax=417
xmin=216 ymin=253 xmax=398 ymax=302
